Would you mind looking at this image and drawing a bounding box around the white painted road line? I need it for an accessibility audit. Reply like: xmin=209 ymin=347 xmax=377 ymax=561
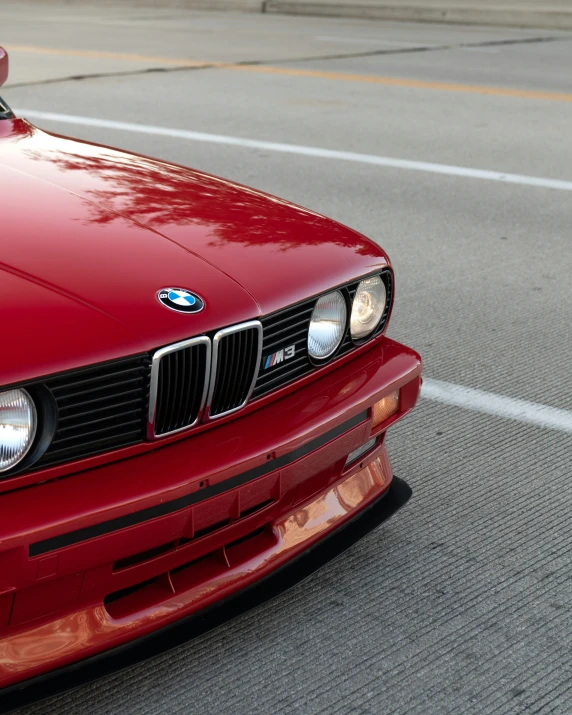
xmin=422 ymin=378 xmax=572 ymax=435
xmin=16 ymin=109 xmax=572 ymax=193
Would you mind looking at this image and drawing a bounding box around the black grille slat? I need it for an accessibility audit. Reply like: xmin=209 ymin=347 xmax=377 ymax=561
xmin=263 ymin=310 xmax=314 ymax=335
xmin=163 ymin=351 xmax=172 ymax=431
xmin=49 ymin=367 xmax=146 ymax=393
xmin=263 ymin=301 xmax=314 ymax=327
xmin=169 ymin=350 xmax=181 ymax=434
xmin=179 ymin=347 xmax=190 ymax=430
xmin=189 ymin=346 xmax=200 ymax=424
xmin=236 ymin=330 xmax=253 ymax=410
xmin=263 ymin=321 xmax=313 ymax=344
xmin=236 ymin=331 xmax=257 ymax=412
xmin=153 ymin=342 xmax=208 ymax=436
xmin=213 ymin=337 xmax=229 ymax=414
xmin=56 ymin=409 xmax=143 ymax=434
xmin=58 ymin=397 xmax=141 ymax=422
xmin=156 ymin=353 xmax=169 ymax=434
xmin=263 ymin=327 xmax=309 ymax=353
xmin=220 ymin=332 xmax=238 ymax=413
xmin=33 ymin=355 xmax=151 ymax=470
xmin=224 ymin=333 xmax=238 ymax=414
xmin=255 ymin=353 xmax=310 ymax=385
xmin=209 ymin=326 xmax=260 ymax=418
xmin=255 ymin=361 xmax=313 ymax=394
xmin=53 ymin=377 xmax=145 ymax=403
xmin=57 ymin=390 xmax=142 ymax=411
xmin=41 ymin=433 xmax=143 ymax=461
xmin=51 ymin=419 xmax=143 ymax=445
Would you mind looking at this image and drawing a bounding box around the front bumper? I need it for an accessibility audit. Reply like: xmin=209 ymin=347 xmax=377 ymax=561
xmin=0 ymin=476 xmax=411 ymax=712
xmin=0 ymin=337 xmax=421 ymax=704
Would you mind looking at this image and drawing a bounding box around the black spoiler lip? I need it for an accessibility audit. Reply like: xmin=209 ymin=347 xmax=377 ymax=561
xmin=0 ymin=476 xmax=412 ymax=713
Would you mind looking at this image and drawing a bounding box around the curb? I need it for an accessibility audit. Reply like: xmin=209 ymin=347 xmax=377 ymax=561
xmin=263 ymin=2 xmax=572 ymax=29
xmin=25 ymin=0 xmax=266 ymax=9
xmin=22 ymin=0 xmax=572 ymax=30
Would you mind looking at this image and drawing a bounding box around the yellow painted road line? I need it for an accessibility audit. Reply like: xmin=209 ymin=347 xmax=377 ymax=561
xmin=230 ymin=64 xmax=572 ymax=103
xmin=4 ymin=45 xmax=220 ymax=68
xmin=5 ymin=44 xmax=572 ymax=103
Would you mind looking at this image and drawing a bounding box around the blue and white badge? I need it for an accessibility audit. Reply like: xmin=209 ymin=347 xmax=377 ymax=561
xmin=157 ymin=288 xmax=205 ymax=314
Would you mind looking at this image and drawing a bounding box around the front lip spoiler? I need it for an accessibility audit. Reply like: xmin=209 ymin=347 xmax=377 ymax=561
xmin=0 ymin=476 xmax=412 ymax=713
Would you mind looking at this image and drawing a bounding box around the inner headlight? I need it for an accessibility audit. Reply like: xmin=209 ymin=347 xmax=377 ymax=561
xmin=0 ymin=389 xmax=37 ymax=473
xmin=308 ymin=290 xmax=347 ymax=360
xmin=350 ymin=275 xmax=387 ymax=340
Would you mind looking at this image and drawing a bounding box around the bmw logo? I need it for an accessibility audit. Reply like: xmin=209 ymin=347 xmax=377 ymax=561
xmin=157 ymin=288 xmax=205 ymax=314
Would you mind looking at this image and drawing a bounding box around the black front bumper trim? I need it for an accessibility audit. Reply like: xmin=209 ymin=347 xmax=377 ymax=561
xmin=1 ymin=476 xmax=412 ymax=713
xmin=30 ymin=410 xmax=369 ymax=556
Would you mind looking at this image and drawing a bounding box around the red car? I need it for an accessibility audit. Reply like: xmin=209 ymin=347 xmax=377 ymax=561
xmin=0 ymin=48 xmax=421 ymax=708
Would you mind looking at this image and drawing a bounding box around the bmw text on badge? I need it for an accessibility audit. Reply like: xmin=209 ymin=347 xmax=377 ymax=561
xmin=158 ymin=288 xmax=205 ymax=314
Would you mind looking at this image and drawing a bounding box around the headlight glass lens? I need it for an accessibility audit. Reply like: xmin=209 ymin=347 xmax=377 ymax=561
xmin=0 ymin=389 xmax=37 ymax=472
xmin=350 ymin=275 xmax=387 ymax=340
xmin=308 ymin=290 xmax=347 ymax=360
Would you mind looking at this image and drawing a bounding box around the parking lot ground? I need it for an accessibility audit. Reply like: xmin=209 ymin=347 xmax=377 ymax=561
xmin=2 ymin=4 xmax=572 ymax=714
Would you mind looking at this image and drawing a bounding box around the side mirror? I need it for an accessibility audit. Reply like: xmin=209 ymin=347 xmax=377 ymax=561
xmin=0 ymin=48 xmax=8 ymax=87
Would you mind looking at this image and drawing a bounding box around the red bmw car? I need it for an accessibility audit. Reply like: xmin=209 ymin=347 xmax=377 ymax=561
xmin=0 ymin=48 xmax=421 ymax=708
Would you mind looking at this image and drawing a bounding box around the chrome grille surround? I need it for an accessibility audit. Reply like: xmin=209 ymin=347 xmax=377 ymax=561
xmin=206 ymin=321 xmax=263 ymax=420
xmin=147 ymin=336 xmax=211 ymax=439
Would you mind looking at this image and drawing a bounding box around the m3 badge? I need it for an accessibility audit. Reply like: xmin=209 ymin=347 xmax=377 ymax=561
xmin=264 ymin=344 xmax=296 ymax=369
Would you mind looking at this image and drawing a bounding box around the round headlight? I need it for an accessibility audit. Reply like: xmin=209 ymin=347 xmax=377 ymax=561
xmin=0 ymin=389 xmax=37 ymax=473
xmin=308 ymin=290 xmax=347 ymax=360
xmin=350 ymin=275 xmax=387 ymax=341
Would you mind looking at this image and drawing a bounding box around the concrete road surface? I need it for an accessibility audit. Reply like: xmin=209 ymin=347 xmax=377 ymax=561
xmin=2 ymin=3 xmax=572 ymax=714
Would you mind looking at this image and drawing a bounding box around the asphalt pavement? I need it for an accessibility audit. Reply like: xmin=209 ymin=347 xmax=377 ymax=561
xmin=2 ymin=4 xmax=572 ymax=714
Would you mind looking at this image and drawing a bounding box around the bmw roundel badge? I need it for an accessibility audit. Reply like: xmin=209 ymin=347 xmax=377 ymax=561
xmin=157 ymin=288 xmax=205 ymax=314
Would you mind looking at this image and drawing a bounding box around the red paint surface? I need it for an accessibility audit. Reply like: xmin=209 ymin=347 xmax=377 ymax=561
xmin=0 ymin=83 xmax=421 ymax=688
xmin=0 ymin=118 xmax=389 ymax=387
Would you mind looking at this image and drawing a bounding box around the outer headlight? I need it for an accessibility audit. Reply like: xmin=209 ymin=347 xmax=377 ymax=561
xmin=350 ymin=275 xmax=387 ymax=340
xmin=0 ymin=389 xmax=37 ymax=473
xmin=308 ymin=290 xmax=347 ymax=360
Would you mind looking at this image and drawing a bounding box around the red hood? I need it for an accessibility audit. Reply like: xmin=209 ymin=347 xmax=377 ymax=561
xmin=0 ymin=118 xmax=389 ymax=383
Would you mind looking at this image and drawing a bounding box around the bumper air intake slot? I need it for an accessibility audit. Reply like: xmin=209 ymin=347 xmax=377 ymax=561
xmin=104 ymin=525 xmax=276 ymax=620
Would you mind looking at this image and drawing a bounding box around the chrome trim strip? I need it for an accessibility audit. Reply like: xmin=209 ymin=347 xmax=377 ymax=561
xmin=206 ymin=320 xmax=263 ymax=421
xmin=147 ymin=336 xmax=211 ymax=440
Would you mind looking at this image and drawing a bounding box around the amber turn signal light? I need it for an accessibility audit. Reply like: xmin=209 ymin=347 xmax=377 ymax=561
xmin=372 ymin=390 xmax=400 ymax=428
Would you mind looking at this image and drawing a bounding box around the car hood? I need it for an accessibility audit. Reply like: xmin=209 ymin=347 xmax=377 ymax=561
xmin=0 ymin=119 xmax=389 ymax=383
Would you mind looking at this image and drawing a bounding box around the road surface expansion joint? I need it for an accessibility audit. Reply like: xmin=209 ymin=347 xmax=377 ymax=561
xmin=4 ymin=33 xmax=569 ymax=90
